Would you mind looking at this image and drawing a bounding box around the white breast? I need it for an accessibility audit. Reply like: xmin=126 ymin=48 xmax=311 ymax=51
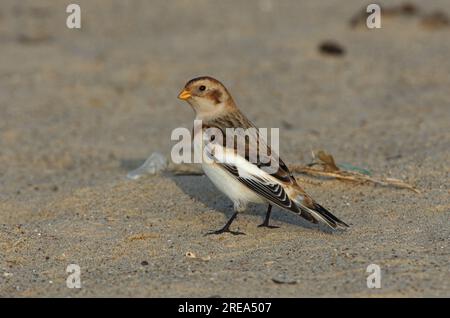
xmin=202 ymin=162 xmax=265 ymax=209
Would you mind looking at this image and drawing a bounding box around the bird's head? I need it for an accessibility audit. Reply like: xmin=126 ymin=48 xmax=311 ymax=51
xmin=178 ymin=76 xmax=234 ymax=118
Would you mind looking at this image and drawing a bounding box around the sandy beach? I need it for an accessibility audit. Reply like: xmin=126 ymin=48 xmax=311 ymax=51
xmin=0 ymin=0 xmax=449 ymax=297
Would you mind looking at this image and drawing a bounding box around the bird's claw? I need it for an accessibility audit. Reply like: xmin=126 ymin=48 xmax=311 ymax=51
xmin=204 ymin=228 xmax=246 ymax=236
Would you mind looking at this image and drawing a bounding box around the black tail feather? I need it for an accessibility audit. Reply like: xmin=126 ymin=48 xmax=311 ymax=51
xmin=297 ymin=202 xmax=349 ymax=229
xmin=313 ymin=203 xmax=349 ymax=228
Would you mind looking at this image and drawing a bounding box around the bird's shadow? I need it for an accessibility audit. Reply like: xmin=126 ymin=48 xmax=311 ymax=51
xmin=165 ymin=173 xmax=333 ymax=233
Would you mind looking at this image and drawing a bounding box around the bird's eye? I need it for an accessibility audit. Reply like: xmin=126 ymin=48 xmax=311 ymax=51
xmin=199 ymin=85 xmax=206 ymax=91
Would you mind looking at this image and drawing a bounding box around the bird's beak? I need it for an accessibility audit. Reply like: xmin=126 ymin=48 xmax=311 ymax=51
xmin=178 ymin=89 xmax=191 ymax=100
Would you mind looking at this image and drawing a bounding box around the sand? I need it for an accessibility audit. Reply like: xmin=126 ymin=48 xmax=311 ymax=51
xmin=0 ymin=0 xmax=449 ymax=297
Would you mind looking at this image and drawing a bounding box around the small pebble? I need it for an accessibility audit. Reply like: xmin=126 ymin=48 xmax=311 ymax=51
xmin=272 ymin=275 xmax=298 ymax=285
xmin=319 ymin=41 xmax=345 ymax=56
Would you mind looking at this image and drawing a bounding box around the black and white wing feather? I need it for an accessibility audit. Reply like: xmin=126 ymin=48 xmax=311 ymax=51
xmin=209 ymin=146 xmax=299 ymax=213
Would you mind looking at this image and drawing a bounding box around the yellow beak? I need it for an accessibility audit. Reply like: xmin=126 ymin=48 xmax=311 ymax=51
xmin=178 ymin=89 xmax=191 ymax=100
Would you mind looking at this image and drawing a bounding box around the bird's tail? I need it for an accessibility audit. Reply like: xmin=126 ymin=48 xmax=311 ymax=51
xmin=293 ymin=196 xmax=349 ymax=229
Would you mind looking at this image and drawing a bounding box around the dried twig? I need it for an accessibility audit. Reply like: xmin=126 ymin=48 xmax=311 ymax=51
xmin=167 ymin=163 xmax=203 ymax=175
xmin=289 ymin=165 xmax=420 ymax=193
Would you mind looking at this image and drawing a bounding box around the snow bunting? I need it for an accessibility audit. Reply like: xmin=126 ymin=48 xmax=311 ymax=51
xmin=178 ymin=76 xmax=349 ymax=235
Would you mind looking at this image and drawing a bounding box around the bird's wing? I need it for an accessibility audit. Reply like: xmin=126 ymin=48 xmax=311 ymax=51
xmin=205 ymin=143 xmax=299 ymax=213
xmin=203 ymin=116 xmax=297 ymax=185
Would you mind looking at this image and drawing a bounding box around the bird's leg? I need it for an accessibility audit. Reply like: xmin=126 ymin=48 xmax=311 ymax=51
xmin=205 ymin=212 xmax=245 ymax=236
xmin=258 ymin=204 xmax=279 ymax=229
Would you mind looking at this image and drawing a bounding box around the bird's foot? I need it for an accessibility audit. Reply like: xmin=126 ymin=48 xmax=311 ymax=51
xmin=204 ymin=228 xmax=246 ymax=236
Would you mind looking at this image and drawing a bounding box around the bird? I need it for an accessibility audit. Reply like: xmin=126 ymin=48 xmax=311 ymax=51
xmin=177 ymin=76 xmax=349 ymax=235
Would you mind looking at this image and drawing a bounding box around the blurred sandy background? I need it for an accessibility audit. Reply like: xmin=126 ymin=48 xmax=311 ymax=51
xmin=0 ymin=0 xmax=449 ymax=297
